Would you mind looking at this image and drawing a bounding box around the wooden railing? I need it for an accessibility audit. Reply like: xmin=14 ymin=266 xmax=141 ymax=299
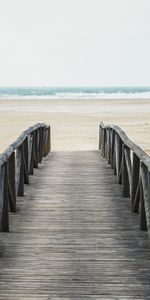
xmin=99 ymin=122 xmax=150 ymax=231
xmin=0 ymin=123 xmax=50 ymax=232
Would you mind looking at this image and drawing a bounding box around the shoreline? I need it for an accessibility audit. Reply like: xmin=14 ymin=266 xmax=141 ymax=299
xmin=0 ymin=97 xmax=150 ymax=101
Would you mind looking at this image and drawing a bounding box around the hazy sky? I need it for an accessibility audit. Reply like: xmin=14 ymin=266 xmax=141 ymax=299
xmin=0 ymin=0 xmax=150 ymax=86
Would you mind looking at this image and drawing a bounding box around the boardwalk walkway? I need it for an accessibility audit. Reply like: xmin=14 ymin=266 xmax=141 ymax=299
xmin=0 ymin=150 xmax=150 ymax=299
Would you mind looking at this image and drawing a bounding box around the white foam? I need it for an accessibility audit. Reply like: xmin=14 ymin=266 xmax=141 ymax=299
xmin=0 ymin=91 xmax=150 ymax=100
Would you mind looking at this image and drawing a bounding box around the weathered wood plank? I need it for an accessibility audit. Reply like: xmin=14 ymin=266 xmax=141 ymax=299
xmin=0 ymin=151 xmax=150 ymax=298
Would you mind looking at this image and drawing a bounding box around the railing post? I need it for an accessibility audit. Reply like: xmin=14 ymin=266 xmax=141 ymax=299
xmin=113 ymin=133 xmax=117 ymax=175
xmin=43 ymin=126 xmax=47 ymax=157
xmin=16 ymin=145 xmax=24 ymax=197
xmin=131 ymin=153 xmax=140 ymax=212
xmin=37 ymin=128 xmax=40 ymax=163
xmin=34 ymin=129 xmax=39 ymax=168
xmin=101 ymin=128 xmax=106 ymax=158
xmin=99 ymin=125 xmax=102 ymax=150
xmin=28 ymin=133 xmax=34 ymax=175
xmin=44 ymin=125 xmax=50 ymax=157
xmin=106 ymin=128 xmax=110 ymax=163
xmin=110 ymin=129 xmax=115 ymax=170
xmin=107 ymin=127 xmax=111 ymax=165
xmin=39 ymin=127 xmax=44 ymax=162
xmin=48 ymin=126 xmax=51 ymax=153
xmin=0 ymin=163 xmax=9 ymax=232
xmin=115 ymin=134 xmax=122 ymax=184
xmin=7 ymin=152 xmax=16 ymax=212
xmin=23 ymin=137 xmax=29 ymax=184
xmin=148 ymin=171 xmax=150 ymax=231
xmin=122 ymin=144 xmax=130 ymax=197
xmin=140 ymin=177 xmax=147 ymax=231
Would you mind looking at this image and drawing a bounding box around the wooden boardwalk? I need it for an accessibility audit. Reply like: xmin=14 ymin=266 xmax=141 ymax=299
xmin=0 ymin=150 xmax=150 ymax=299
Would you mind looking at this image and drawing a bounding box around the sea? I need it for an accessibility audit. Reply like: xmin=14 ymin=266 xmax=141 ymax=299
xmin=0 ymin=87 xmax=150 ymax=100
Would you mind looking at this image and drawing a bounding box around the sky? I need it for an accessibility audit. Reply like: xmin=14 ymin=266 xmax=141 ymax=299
xmin=0 ymin=0 xmax=150 ymax=87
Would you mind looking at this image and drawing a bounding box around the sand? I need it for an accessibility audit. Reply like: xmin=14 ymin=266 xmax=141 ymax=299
xmin=0 ymin=98 xmax=150 ymax=155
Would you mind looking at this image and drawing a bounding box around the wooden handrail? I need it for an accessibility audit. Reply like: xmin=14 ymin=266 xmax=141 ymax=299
xmin=99 ymin=122 xmax=150 ymax=231
xmin=0 ymin=123 xmax=51 ymax=232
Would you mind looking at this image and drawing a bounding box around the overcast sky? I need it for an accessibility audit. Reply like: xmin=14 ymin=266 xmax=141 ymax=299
xmin=0 ymin=0 xmax=150 ymax=86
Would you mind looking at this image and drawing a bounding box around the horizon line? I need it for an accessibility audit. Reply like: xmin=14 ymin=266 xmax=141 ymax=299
xmin=0 ymin=85 xmax=150 ymax=88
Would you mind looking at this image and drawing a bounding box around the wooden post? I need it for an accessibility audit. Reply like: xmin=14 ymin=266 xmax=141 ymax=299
xmin=7 ymin=152 xmax=16 ymax=212
xmin=33 ymin=131 xmax=38 ymax=168
xmin=45 ymin=127 xmax=48 ymax=156
xmin=16 ymin=145 xmax=24 ymax=196
xmin=37 ymin=128 xmax=40 ymax=163
xmin=111 ymin=129 xmax=115 ymax=170
xmin=99 ymin=125 xmax=102 ymax=150
xmin=28 ymin=134 xmax=34 ymax=175
xmin=131 ymin=153 xmax=140 ymax=212
xmin=132 ymin=181 xmax=140 ymax=213
xmin=140 ymin=178 xmax=147 ymax=231
xmin=39 ymin=127 xmax=43 ymax=163
xmin=43 ymin=126 xmax=47 ymax=157
xmin=116 ymin=135 xmax=122 ymax=184
xmin=0 ymin=163 xmax=9 ymax=232
xmin=23 ymin=137 xmax=29 ymax=184
xmin=148 ymin=171 xmax=150 ymax=231
xmin=113 ymin=133 xmax=117 ymax=176
xmin=101 ymin=128 xmax=106 ymax=158
xmin=34 ymin=130 xmax=39 ymax=168
xmin=106 ymin=128 xmax=110 ymax=163
xmin=122 ymin=144 xmax=130 ymax=197
xmin=48 ymin=126 xmax=51 ymax=153
xmin=46 ymin=126 xmax=50 ymax=154
xmin=109 ymin=128 xmax=112 ymax=165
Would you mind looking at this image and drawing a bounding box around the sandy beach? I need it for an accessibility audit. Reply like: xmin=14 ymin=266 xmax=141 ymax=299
xmin=0 ymin=98 xmax=150 ymax=154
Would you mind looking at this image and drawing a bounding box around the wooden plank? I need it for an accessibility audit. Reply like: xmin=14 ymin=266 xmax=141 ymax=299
xmin=0 ymin=151 xmax=150 ymax=298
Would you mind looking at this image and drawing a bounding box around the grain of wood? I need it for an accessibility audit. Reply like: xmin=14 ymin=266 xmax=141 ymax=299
xmin=0 ymin=150 xmax=150 ymax=299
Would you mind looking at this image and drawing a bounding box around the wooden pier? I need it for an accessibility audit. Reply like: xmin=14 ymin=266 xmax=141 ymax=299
xmin=0 ymin=123 xmax=150 ymax=299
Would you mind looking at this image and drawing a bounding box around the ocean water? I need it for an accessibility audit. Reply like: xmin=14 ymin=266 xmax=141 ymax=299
xmin=0 ymin=87 xmax=150 ymax=99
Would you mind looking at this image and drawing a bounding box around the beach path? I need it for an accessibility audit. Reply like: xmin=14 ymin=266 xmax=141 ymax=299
xmin=0 ymin=150 xmax=150 ymax=299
